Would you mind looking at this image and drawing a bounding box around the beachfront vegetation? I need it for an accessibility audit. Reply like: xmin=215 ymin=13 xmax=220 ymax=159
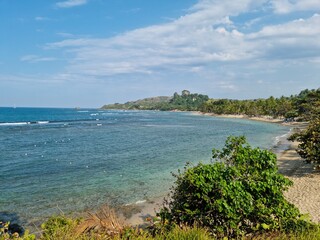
xmin=288 ymin=117 xmax=320 ymax=167
xmin=102 ymin=88 xmax=320 ymax=121
xmin=287 ymin=89 xmax=320 ymax=168
xmin=201 ymin=88 xmax=320 ymax=120
xmin=158 ymin=136 xmax=313 ymax=238
xmin=0 ymin=221 xmax=35 ymax=240
xmin=2 ymin=218 xmax=320 ymax=240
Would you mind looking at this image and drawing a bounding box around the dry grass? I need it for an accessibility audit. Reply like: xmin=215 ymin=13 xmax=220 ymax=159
xmin=74 ymin=206 xmax=125 ymax=237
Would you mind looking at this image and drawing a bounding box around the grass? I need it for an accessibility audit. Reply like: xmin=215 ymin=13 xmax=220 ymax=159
xmin=2 ymin=207 xmax=320 ymax=240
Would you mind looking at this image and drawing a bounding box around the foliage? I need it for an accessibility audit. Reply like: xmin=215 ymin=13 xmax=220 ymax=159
xmin=158 ymin=136 xmax=309 ymax=238
xmin=40 ymin=216 xmax=80 ymax=240
xmin=102 ymin=96 xmax=172 ymax=110
xmin=200 ymin=96 xmax=294 ymax=118
xmin=168 ymin=90 xmax=209 ymax=111
xmin=37 ymin=214 xmax=214 ymax=240
xmin=101 ymin=88 xmax=320 ymax=120
xmin=151 ymin=225 xmax=212 ymax=240
xmin=2 ymin=210 xmax=319 ymax=239
xmin=101 ymin=90 xmax=209 ymax=111
xmin=288 ymin=118 xmax=320 ymax=166
xmin=293 ymin=88 xmax=320 ymax=120
xmin=251 ymin=224 xmax=320 ymax=240
xmin=0 ymin=221 xmax=35 ymax=240
xmin=200 ymin=88 xmax=320 ymax=120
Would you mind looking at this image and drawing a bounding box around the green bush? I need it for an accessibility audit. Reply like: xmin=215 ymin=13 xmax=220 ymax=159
xmin=159 ymin=136 xmax=308 ymax=237
xmin=288 ymin=118 xmax=320 ymax=166
xmin=40 ymin=216 xmax=78 ymax=240
xmin=0 ymin=221 xmax=35 ymax=240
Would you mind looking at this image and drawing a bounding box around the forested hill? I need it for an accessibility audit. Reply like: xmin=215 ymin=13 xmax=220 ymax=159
xmin=101 ymin=96 xmax=172 ymax=110
xmin=102 ymin=88 xmax=320 ymax=121
xmin=101 ymin=90 xmax=209 ymax=111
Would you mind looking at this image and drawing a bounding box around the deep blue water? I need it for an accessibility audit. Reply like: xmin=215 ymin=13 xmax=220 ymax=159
xmin=0 ymin=107 xmax=290 ymax=227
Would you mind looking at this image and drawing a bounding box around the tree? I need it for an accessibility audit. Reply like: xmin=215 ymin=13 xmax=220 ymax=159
xmin=159 ymin=136 xmax=307 ymax=237
xmin=288 ymin=118 xmax=320 ymax=167
xmin=182 ymin=90 xmax=190 ymax=96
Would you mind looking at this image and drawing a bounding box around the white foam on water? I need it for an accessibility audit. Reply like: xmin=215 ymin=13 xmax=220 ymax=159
xmin=37 ymin=121 xmax=49 ymax=124
xmin=273 ymin=130 xmax=291 ymax=145
xmin=135 ymin=200 xmax=146 ymax=204
xmin=0 ymin=122 xmax=30 ymax=126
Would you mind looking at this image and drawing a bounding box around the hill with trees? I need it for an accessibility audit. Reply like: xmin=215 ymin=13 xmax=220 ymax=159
xmin=101 ymin=96 xmax=172 ymax=110
xmin=101 ymin=90 xmax=209 ymax=111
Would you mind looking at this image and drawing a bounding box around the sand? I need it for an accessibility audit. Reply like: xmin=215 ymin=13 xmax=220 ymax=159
xmin=278 ymin=141 xmax=320 ymax=223
xmin=192 ymin=112 xmax=285 ymax=124
xmin=124 ymin=118 xmax=319 ymax=227
xmin=123 ymin=198 xmax=163 ymax=227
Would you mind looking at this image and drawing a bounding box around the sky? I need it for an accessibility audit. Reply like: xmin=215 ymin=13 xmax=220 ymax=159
xmin=0 ymin=0 xmax=319 ymax=108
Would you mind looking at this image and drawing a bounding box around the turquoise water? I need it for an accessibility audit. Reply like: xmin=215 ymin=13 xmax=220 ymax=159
xmin=0 ymin=108 xmax=289 ymax=227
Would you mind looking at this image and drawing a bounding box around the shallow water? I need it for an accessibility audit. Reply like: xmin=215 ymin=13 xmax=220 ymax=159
xmin=0 ymin=108 xmax=290 ymax=227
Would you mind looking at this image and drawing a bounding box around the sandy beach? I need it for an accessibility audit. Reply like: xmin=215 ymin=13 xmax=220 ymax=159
xmin=124 ymin=118 xmax=320 ymax=226
xmin=278 ymin=141 xmax=320 ymax=223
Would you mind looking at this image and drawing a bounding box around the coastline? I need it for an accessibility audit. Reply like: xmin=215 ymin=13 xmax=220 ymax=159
xmin=124 ymin=116 xmax=319 ymax=226
xmin=190 ymin=111 xmax=309 ymax=126
xmin=278 ymin=141 xmax=320 ymax=223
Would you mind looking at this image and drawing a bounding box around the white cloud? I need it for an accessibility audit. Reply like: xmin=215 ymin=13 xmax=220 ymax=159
xmin=45 ymin=0 xmax=320 ymax=81
xmin=56 ymin=0 xmax=87 ymax=8
xmin=250 ymin=14 xmax=320 ymax=38
xmin=271 ymin=0 xmax=320 ymax=14
xmin=48 ymin=0 xmax=257 ymax=76
xmin=248 ymin=14 xmax=320 ymax=59
xmin=20 ymin=55 xmax=56 ymax=63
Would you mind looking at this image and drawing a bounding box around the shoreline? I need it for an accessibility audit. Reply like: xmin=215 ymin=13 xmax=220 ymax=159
xmin=124 ymin=118 xmax=319 ymax=226
xmin=278 ymin=141 xmax=320 ymax=223
xmin=190 ymin=111 xmax=309 ymax=127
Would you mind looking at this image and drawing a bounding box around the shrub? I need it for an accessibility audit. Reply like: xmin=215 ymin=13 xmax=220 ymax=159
xmin=0 ymin=221 xmax=35 ymax=240
xmin=288 ymin=118 xmax=320 ymax=167
xmin=159 ymin=136 xmax=307 ymax=237
xmin=40 ymin=216 xmax=78 ymax=240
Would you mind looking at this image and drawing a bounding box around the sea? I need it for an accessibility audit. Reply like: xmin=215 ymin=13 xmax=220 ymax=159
xmin=0 ymin=107 xmax=290 ymax=228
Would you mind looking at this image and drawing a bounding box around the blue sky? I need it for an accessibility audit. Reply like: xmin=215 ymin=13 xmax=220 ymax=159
xmin=0 ymin=0 xmax=319 ymax=107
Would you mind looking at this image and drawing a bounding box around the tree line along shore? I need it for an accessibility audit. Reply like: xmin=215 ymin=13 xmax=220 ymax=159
xmin=102 ymin=88 xmax=319 ymax=121
xmin=2 ymin=88 xmax=320 ymax=239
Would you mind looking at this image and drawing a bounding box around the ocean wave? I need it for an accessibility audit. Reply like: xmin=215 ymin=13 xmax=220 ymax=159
xmin=124 ymin=199 xmax=147 ymax=206
xmin=37 ymin=121 xmax=49 ymax=124
xmin=144 ymin=124 xmax=193 ymax=128
xmin=135 ymin=200 xmax=146 ymax=204
xmin=273 ymin=131 xmax=291 ymax=145
xmin=0 ymin=118 xmax=103 ymax=127
xmin=0 ymin=122 xmax=31 ymax=126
